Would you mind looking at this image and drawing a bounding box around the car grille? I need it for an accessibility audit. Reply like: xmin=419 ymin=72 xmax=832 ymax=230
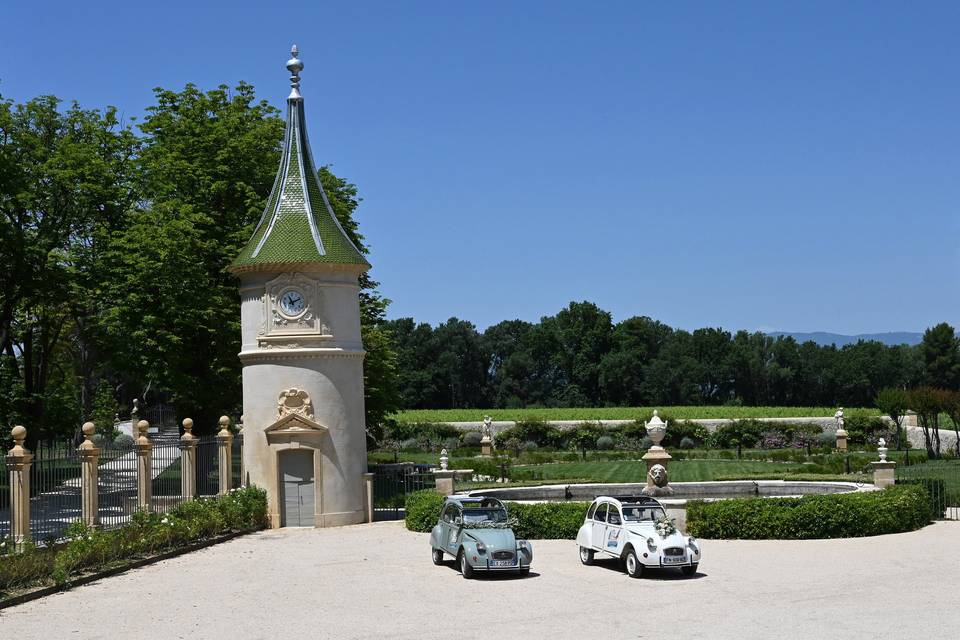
xmin=664 ymin=547 xmax=685 ymax=557
xmin=492 ymin=551 xmax=514 ymax=560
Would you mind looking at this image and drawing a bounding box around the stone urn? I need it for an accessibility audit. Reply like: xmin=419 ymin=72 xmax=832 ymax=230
xmin=645 ymin=410 xmax=667 ymax=448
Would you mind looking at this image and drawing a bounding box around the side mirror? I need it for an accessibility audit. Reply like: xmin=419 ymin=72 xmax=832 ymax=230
xmin=454 ymin=516 xmax=462 ymax=526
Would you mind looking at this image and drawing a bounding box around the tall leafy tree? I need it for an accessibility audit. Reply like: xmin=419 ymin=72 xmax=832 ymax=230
xmin=920 ymin=322 xmax=960 ymax=389
xmin=0 ymin=94 xmax=138 ymax=444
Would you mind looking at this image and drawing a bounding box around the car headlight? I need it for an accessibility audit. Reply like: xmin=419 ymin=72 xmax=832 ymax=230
xmin=646 ymin=538 xmax=657 ymax=552
xmin=475 ymin=541 xmax=486 ymax=554
xmin=518 ymin=540 xmax=528 ymax=548
xmin=688 ymin=538 xmax=699 ymax=554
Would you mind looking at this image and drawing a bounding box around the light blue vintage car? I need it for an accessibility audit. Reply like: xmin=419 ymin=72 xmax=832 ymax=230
xmin=430 ymin=496 xmax=533 ymax=578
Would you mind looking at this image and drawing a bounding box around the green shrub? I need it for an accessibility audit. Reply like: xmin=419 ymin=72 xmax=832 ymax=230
xmin=404 ymin=490 xmax=445 ymax=533
xmin=403 ymin=491 xmax=589 ymax=539
xmin=494 ymin=419 xmax=562 ymax=448
xmin=509 ymin=501 xmax=589 ymax=540
xmin=687 ymin=485 xmax=932 ymax=539
xmin=462 ymin=431 xmax=483 ymax=447
xmin=595 ymin=435 xmax=614 ymax=450
xmin=896 ymin=478 xmax=947 ymax=518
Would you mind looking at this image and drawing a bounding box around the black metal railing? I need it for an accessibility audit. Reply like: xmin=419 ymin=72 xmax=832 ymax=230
xmin=152 ymin=440 xmax=186 ymax=514
xmin=897 ymin=459 xmax=960 ymax=520
xmin=97 ymin=439 xmax=138 ymax=531
xmin=196 ymin=436 xmax=219 ymax=497
xmin=370 ymin=464 xmax=436 ymax=521
xmin=0 ymin=456 xmax=9 ymax=540
xmin=27 ymin=446 xmax=83 ymax=543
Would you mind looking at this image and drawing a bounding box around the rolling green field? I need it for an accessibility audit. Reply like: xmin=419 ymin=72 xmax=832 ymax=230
xmin=392 ymin=406 xmax=876 ymax=423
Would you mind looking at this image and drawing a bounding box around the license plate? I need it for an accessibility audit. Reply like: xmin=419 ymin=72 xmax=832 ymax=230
xmin=663 ymin=556 xmax=686 ymax=565
xmin=492 ymin=560 xmax=513 ymax=567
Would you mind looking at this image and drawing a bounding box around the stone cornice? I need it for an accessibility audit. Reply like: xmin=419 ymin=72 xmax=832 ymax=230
xmin=229 ymin=261 xmax=368 ymax=277
xmin=239 ymin=347 xmax=366 ymax=363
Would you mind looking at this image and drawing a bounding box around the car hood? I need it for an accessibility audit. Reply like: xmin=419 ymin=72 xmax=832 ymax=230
xmin=462 ymin=528 xmax=517 ymax=550
xmin=626 ymin=526 xmax=687 ymax=547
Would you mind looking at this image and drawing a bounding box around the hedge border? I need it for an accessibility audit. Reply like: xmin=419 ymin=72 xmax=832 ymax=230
xmin=0 ymin=530 xmax=248 ymax=610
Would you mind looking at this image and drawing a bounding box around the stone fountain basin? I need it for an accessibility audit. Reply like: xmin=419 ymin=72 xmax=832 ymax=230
xmin=464 ymin=480 xmax=878 ymax=531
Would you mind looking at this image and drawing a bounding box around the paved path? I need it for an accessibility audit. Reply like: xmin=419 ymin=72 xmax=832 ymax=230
xmin=5 ymin=520 xmax=958 ymax=639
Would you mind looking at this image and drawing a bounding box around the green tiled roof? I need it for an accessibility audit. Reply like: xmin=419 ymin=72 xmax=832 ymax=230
xmin=231 ymin=96 xmax=369 ymax=271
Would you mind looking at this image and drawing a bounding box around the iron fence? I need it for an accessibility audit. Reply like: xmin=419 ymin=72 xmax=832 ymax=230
xmin=0 ymin=456 xmax=8 ymax=540
xmin=370 ymin=464 xmax=436 ymax=521
xmin=197 ymin=437 xmax=220 ymax=497
xmin=897 ymin=459 xmax=960 ymax=520
xmin=96 ymin=439 xmax=139 ymax=531
xmin=152 ymin=441 xmax=186 ymax=514
xmin=27 ymin=446 xmax=83 ymax=543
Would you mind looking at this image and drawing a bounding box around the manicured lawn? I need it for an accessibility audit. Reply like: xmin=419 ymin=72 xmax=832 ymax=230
xmin=511 ymin=459 xmax=814 ymax=483
xmin=393 ymin=406 xmax=876 ymax=423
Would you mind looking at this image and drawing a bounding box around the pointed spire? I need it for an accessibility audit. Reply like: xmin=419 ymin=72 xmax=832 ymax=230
xmin=231 ymin=46 xmax=369 ymax=274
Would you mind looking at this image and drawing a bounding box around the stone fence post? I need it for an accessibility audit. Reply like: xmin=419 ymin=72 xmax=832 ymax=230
xmin=78 ymin=421 xmax=101 ymax=528
xmin=6 ymin=425 xmax=33 ymax=549
xmin=363 ymin=472 xmax=375 ymax=523
xmin=135 ymin=419 xmax=153 ymax=512
xmin=217 ymin=416 xmax=233 ymax=495
xmin=179 ymin=418 xmax=197 ymax=501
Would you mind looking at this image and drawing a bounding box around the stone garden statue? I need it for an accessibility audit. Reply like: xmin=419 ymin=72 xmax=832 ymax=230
xmin=834 ymin=407 xmax=845 ymax=431
xmin=482 ymin=415 xmax=493 ymax=439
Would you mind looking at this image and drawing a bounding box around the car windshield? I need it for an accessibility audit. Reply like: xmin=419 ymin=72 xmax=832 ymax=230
xmin=462 ymin=508 xmax=509 ymax=526
xmin=621 ymin=505 xmax=666 ymax=522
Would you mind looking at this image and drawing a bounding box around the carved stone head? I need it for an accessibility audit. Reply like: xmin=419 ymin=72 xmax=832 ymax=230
xmin=648 ymin=464 xmax=668 ymax=488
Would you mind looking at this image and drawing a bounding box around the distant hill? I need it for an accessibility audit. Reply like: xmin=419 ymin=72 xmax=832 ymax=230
xmin=767 ymin=331 xmax=922 ymax=347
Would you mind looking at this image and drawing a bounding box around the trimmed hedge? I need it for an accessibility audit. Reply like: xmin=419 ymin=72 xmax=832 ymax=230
xmin=896 ymin=478 xmax=947 ymax=519
xmin=0 ymin=486 xmax=268 ymax=595
xmin=404 ymin=490 xmax=589 ymax=539
xmin=686 ymin=485 xmax=932 ymax=540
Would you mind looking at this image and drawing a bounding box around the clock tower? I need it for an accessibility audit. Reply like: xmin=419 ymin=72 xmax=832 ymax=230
xmin=229 ymin=46 xmax=370 ymax=528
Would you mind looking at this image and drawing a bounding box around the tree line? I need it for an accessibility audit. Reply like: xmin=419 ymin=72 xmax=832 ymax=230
xmin=386 ymin=305 xmax=959 ymax=411
xmin=0 ymin=86 xmax=399 ymax=446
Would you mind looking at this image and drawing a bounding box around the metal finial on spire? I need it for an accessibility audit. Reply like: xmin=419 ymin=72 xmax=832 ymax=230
xmin=287 ymin=44 xmax=304 ymax=100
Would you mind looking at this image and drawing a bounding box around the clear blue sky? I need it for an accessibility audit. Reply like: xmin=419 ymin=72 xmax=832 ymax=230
xmin=2 ymin=1 xmax=957 ymax=334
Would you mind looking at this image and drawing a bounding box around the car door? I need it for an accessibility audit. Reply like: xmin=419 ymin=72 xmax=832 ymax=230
xmin=446 ymin=504 xmax=462 ymax=552
xmin=603 ymin=504 xmax=624 ymax=556
xmin=591 ymin=503 xmax=608 ymax=552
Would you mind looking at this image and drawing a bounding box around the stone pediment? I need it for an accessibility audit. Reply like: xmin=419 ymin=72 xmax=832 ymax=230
xmin=264 ymin=413 xmax=328 ymax=437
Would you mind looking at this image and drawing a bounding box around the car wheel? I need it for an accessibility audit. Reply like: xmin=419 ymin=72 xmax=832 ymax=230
xmin=518 ymin=568 xmax=530 ymax=576
xmin=682 ymin=563 xmax=698 ymax=577
xmin=432 ymin=547 xmax=444 ymax=566
xmin=458 ymin=549 xmax=474 ymax=579
xmin=579 ymin=546 xmax=594 ymax=566
xmin=624 ymin=549 xmax=643 ymax=579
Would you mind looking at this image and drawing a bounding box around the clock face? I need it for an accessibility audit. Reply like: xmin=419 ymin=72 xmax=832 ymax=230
xmin=279 ymin=290 xmax=306 ymax=317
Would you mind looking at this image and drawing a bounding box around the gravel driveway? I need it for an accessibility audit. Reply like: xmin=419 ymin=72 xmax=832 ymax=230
xmin=4 ymin=521 xmax=957 ymax=639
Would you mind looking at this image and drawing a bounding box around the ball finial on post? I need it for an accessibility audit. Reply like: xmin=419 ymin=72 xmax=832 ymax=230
xmin=218 ymin=415 xmax=231 ymax=437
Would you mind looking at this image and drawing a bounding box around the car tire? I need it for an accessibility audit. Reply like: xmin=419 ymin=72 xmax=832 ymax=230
xmin=518 ymin=568 xmax=530 ymax=576
xmin=458 ymin=549 xmax=474 ymax=579
xmin=432 ymin=547 xmax=444 ymax=566
xmin=624 ymin=549 xmax=643 ymax=579
xmin=682 ymin=563 xmax=698 ymax=577
xmin=579 ymin=546 xmax=594 ymax=566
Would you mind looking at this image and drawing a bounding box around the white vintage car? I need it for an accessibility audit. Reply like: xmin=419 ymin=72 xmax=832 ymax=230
xmin=575 ymin=496 xmax=700 ymax=578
